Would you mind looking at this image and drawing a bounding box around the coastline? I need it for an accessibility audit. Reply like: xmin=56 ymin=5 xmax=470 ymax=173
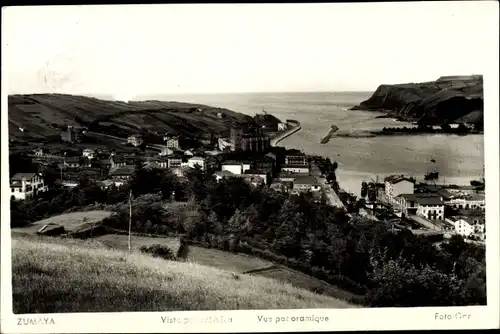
xmin=270 ymin=120 xmax=301 ymax=146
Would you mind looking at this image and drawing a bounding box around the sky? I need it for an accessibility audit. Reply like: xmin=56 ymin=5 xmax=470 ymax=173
xmin=2 ymin=2 xmax=498 ymax=99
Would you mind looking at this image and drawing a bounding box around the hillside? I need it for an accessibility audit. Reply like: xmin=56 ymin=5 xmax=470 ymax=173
xmin=350 ymin=75 xmax=484 ymax=125
xmin=8 ymin=94 xmax=258 ymax=143
xmin=11 ymin=235 xmax=357 ymax=313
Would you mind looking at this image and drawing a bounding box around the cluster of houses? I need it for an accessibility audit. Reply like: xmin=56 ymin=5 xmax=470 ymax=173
xmin=382 ymin=174 xmax=486 ymax=241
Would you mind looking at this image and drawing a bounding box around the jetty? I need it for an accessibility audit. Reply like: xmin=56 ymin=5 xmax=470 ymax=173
xmin=270 ymin=120 xmax=301 ymax=146
xmin=320 ymin=124 xmax=339 ymax=144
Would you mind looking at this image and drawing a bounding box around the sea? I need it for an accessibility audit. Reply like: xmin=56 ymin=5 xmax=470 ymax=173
xmin=140 ymin=91 xmax=484 ymax=197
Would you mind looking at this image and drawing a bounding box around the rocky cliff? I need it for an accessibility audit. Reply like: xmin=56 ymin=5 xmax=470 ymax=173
xmin=350 ymin=75 xmax=484 ymax=125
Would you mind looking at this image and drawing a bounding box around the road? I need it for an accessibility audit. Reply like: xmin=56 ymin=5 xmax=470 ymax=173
xmin=408 ymin=215 xmax=442 ymax=231
xmin=317 ymin=177 xmax=345 ymax=209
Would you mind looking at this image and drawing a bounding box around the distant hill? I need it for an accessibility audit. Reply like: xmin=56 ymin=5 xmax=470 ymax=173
xmin=350 ymin=75 xmax=484 ymax=125
xmin=11 ymin=234 xmax=356 ymax=313
xmin=8 ymin=94 xmax=258 ymax=143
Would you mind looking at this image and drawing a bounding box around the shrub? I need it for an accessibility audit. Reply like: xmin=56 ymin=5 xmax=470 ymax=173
xmin=139 ymin=244 xmax=176 ymax=261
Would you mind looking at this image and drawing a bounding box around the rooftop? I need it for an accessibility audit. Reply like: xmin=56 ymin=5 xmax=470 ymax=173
xmin=384 ymin=174 xmax=415 ymax=184
xmin=244 ymin=169 xmax=269 ymax=175
xmin=282 ymin=164 xmax=310 ymax=169
xmin=294 ymin=175 xmax=319 ymax=186
xmin=398 ymin=193 xmax=444 ymax=205
xmin=214 ymin=170 xmax=235 ymax=177
xmin=11 ymin=173 xmax=38 ymax=181
xmin=109 ymin=165 xmax=136 ymax=176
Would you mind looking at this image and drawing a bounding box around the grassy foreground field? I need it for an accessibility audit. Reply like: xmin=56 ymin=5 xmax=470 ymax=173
xmin=11 ymin=235 xmax=358 ymax=313
xmin=93 ymin=234 xmax=272 ymax=273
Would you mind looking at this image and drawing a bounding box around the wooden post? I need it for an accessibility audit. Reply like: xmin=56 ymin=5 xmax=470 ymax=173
xmin=128 ymin=190 xmax=132 ymax=254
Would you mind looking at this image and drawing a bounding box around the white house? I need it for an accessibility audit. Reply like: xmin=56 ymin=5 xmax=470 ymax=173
xmin=384 ymin=175 xmax=415 ymax=203
xmin=167 ymin=156 xmax=183 ymax=168
xmin=222 ymin=161 xmax=243 ymax=175
xmin=282 ymin=164 xmax=310 ymax=174
xmin=445 ymin=194 xmax=485 ymax=211
xmin=278 ymin=123 xmax=288 ymax=131
xmin=82 ymin=148 xmax=96 ymax=159
xmin=163 ymin=135 xmax=180 ymax=149
xmin=188 ymin=156 xmax=205 ymax=170
xmin=221 ymin=161 xmax=251 ymax=175
xmin=446 ymin=216 xmax=485 ymax=238
xmin=184 ymin=149 xmax=195 ymax=157
xmin=397 ymin=193 xmax=444 ymax=221
xmin=10 ymin=173 xmax=48 ymax=200
xmin=292 ymin=175 xmax=321 ymax=193
xmin=127 ymin=134 xmax=143 ymax=147
xmin=415 ymin=196 xmax=445 ymax=221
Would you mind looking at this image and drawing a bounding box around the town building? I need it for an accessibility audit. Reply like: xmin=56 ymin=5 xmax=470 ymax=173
xmin=82 ymin=148 xmax=96 ymax=160
xmin=109 ymin=155 xmax=127 ymax=169
xmin=188 ymin=156 xmax=205 ymax=170
xmin=230 ymin=128 xmax=243 ymax=151
xmin=109 ymin=165 xmax=135 ymax=180
xmin=241 ymin=135 xmax=271 ymax=152
xmin=163 ymin=135 xmax=180 ymax=149
xmin=101 ymin=179 xmax=126 ymax=189
xmin=285 ymin=153 xmax=307 ymax=166
xmin=145 ymin=156 xmax=169 ymax=169
xmin=384 ymin=175 xmax=415 ymax=203
xmin=446 ymin=216 xmax=485 ymax=239
xmin=252 ymin=157 xmax=276 ymax=175
xmin=61 ymin=126 xmax=81 ymax=143
xmin=221 ymin=161 xmax=244 ymax=175
xmin=397 ymin=193 xmax=444 ymax=221
xmin=292 ymin=175 xmax=321 ymax=193
xmin=282 ymin=164 xmax=310 ymax=174
xmin=127 ymin=134 xmax=143 ymax=147
xmin=10 ymin=173 xmax=48 ymax=200
xmin=445 ymin=193 xmax=485 ymax=211
xmin=184 ymin=149 xmax=195 ymax=157
xmin=167 ymin=155 xmax=183 ymax=168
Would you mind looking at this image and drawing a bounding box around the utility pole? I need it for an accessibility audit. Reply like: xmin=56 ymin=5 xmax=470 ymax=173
xmin=128 ymin=190 xmax=132 ymax=255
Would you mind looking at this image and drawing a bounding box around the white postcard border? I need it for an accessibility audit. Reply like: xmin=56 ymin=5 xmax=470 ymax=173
xmin=1 ymin=3 xmax=499 ymax=333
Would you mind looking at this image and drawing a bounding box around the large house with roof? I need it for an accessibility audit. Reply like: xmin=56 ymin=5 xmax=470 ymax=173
xmin=109 ymin=165 xmax=136 ymax=180
xmin=10 ymin=173 xmax=48 ymax=200
xmin=384 ymin=175 xmax=415 ymax=203
xmin=396 ymin=193 xmax=445 ymax=221
xmin=446 ymin=215 xmax=485 ymax=240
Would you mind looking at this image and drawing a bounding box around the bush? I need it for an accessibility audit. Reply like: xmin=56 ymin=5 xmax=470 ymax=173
xmin=139 ymin=244 xmax=176 ymax=260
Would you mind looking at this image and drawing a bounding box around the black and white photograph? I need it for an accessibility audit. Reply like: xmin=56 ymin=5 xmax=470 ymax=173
xmin=1 ymin=2 xmax=499 ymax=333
